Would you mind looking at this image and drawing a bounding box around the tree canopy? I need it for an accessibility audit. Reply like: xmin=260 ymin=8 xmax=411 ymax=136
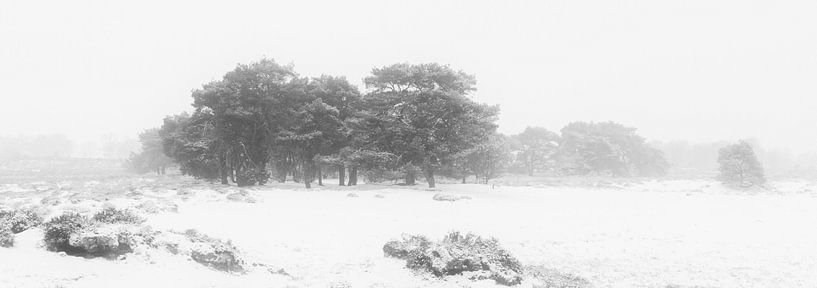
xmin=149 ymin=58 xmax=673 ymax=188
xmin=717 ymin=140 xmax=766 ymax=188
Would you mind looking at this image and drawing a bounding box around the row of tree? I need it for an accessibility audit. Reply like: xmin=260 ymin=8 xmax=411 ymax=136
xmin=507 ymin=122 xmax=669 ymax=178
xmin=126 ymin=59 xmax=671 ymax=187
xmin=146 ymin=60 xmax=498 ymax=188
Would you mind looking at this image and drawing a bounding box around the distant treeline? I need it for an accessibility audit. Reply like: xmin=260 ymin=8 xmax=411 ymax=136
xmin=657 ymin=139 xmax=817 ymax=178
xmin=0 ymin=135 xmax=137 ymax=159
xmin=126 ymin=58 xmax=671 ymax=187
xmin=0 ymin=135 xmax=74 ymax=159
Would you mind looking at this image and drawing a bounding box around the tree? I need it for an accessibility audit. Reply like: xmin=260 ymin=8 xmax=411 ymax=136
xmin=512 ymin=127 xmax=559 ymax=176
xmin=159 ymin=112 xmax=221 ymax=181
xmin=191 ymin=58 xmax=299 ymax=186
xmin=124 ymin=128 xmax=173 ymax=174
xmin=306 ymin=75 xmax=365 ymax=186
xmin=555 ymin=121 xmax=668 ymax=177
xmin=277 ymin=98 xmax=345 ymax=188
xmin=363 ymin=63 xmax=498 ymax=188
xmin=457 ymin=133 xmax=512 ymax=184
xmin=717 ymin=140 xmax=766 ymax=188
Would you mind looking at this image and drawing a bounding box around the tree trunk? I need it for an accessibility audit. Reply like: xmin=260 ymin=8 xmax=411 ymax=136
xmin=405 ymin=166 xmax=416 ymax=185
xmin=317 ymin=165 xmax=323 ymax=186
xmin=462 ymin=176 xmax=466 ymax=184
xmin=303 ymin=162 xmax=312 ymax=189
xmin=527 ymin=163 xmax=533 ymax=176
xmin=348 ymin=167 xmax=357 ymax=186
xmin=277 ymin=166 xmax=288 ymax=183
xmin=293 ymin=163 xmax=301 ymax=183
xmin=338 ymin=165 xmax=346 ymax=186
xmin=424 ymin=166 xmax=436 ymax=189
xmin=219 ymin=164 xmax=229 ymax=185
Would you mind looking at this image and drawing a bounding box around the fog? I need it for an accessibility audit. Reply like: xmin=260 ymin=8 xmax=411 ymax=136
xmin=2 ymin=0 xmax=816 ymax=155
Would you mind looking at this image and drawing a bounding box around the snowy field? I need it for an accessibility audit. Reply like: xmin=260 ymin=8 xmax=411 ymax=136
xmin=2 ymin=166 xmax=817 ymax=287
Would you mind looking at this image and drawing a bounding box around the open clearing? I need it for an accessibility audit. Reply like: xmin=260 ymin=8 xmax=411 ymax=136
xmin=2 ymin=174 xmax=817 ymax=288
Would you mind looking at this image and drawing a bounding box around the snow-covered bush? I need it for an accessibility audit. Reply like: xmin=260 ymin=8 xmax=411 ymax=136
xmin=328 ymin=281 xmax=353 ymax=288
xmin=0 ymin=222 xmax=13 ymax=247
xmin=136 ymin=199 xmax=178 ymax=214
xmin=236 ymin=168 xmax=270 ymax=187
xmin=43 ymin=212 xmax=151 ymax=258
xmin=383 ymin=232 xmax=524 ymax=286
xmin=432 ymin=193 xmax=472 ymax=202
xmin=93 ymin=207 xmax=145 ymax=224
xmin=0 ymin=208 xmax=44 ymax=233
xmin=67 ymin=226 xmax=136 ymax=258
xmin=184 ymin=229 xmax=246 ymax=273
xmin=526 ymin=266 xmax=592 ymax=288
xmin=43 ymin=213 xmax=92 ymax=253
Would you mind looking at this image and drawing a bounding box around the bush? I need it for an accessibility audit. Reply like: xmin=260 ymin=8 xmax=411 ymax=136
xmin=526 ymin=266 xmax=592 ymax=288
xmin=68 ymin=226 xmax=135 ymax=258
xmin=0 ymin=208 xmax=44 ymax=233
xmin=432 ymin=194 xmax=472 ymax=202
xmin=383 ymin=232 xmax=524 ymax=286
xmin=93 ymin=207 xmax=145 ymax=224
xmin=0 ymin=222 xmax=13 ymax=247
xmin=43 ymin=212 xmax=148 ymax=258
xmin=364 ymin=168 xmax=403 ymax=183
xmin=43 ymin=213 xmax=92 ymax=254
xmin=184 ymin=229 xmax=245 ymax=273
xmin=236 ymin=168 xmax=270 ymax=187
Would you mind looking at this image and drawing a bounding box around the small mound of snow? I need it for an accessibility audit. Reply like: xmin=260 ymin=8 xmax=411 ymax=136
xmin=432 ymin=194 xmax=472 ymax=202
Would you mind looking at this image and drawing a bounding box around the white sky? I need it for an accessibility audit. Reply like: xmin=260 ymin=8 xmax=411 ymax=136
xmin=1 ymin=0 xmax=816 ymax=153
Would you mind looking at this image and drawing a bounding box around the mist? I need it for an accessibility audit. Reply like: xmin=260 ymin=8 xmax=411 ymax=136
xmin=5 ymin=1 xmax=817 ymax=287
xmin=2 ymin=0 xmax=817 ymax=156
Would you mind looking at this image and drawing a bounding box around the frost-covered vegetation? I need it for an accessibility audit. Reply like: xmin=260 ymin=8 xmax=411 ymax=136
xmin=717 ymin=140 xmax=766 ymax=188
xmin=0 ymin=222 xmax=13 ymax=248
xmin=383 ymin=232 xmax=524 ymax=285
xmin=93 ymin=207 xmax=145 ymax=224
xmin=0 ymin=59 xmax=811 ymax=288
xmin=126 ymin=59 xmax=672 ymax=191
xmin=0 ymin=207 xmax=45 ymax=248
xmin=2 ymin=168 xmax=817 ymax=287
xmin=0 ymin=208 xmax=44 ymax=233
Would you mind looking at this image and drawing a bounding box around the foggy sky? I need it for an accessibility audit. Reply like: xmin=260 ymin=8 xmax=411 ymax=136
xmin=1 ymin=0 xmax=816 ymax=153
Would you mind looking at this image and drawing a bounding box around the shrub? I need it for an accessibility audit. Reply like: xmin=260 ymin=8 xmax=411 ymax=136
xmin=0 ymin=208 xmax=44 ymax=233
xmin=184 ymin=229 xmax=245 ymax=273
xmin=190 ymin=242 xmax=244 ymax=273
xmin=383 ymin=232 xmax=524 ymax=286
xmin=432 ymin=194 xmax=472 ymax=202
xmin=0 ymin=222 xmax=13 ymax=247
xmin=93 ymin=207 xmax=145 ymax=224
xmin=236 ymin=168 xmax=270 ymax=187
xmin=68 ymin=226 xmax=135 ymax=258
xmin=526 ymin=266 xmax=592 ymax=288
xmin=43 ymin=212 xmax=148 ymax=258
xmin=43 ymin=213 xmax=91 ymax=253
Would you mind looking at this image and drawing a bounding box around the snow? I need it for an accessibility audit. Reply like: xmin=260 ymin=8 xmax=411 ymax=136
xmin=2 ymin=178 xmax=817 ymax=287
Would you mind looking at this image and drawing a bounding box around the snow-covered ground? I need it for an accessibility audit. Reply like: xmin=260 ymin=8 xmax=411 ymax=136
xmin=2 ymin=176 xmax=817 ymax=288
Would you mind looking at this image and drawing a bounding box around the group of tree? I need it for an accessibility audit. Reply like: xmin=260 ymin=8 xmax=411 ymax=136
xmin=123 ymin=129 xmax=173 ymax=175
xmin=154 ymin=59 xmax=499 ymax=188
xmin=0 ymin=135 xmax=74 ymax=159
xmin=495 ymin=122 xmax=670 ymax=178
xmin=135 ymin=58 xmax=747 ymax=187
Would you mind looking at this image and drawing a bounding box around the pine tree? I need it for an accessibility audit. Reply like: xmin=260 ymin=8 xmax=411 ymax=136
xmin=717 ymin=140 xmax=766 ymax=188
